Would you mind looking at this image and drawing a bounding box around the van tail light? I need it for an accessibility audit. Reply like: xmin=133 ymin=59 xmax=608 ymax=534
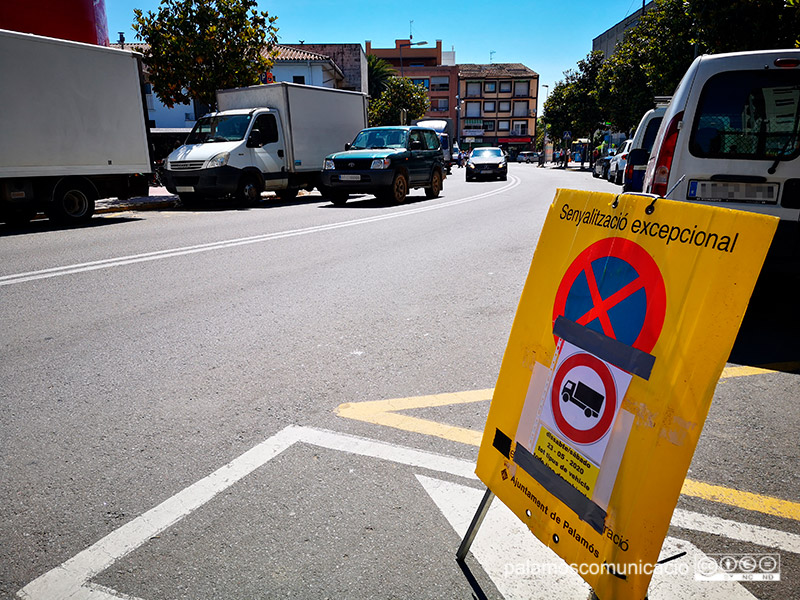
xmin=625 ymin=161 xmax=634 ymax=181
xmin=651 ymin=111 xmax=683 ymax=197
xmin=775 ymin=58 xmax=800 ymax=68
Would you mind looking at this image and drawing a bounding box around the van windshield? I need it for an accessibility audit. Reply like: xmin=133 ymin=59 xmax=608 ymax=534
xmin=351 ymin=129 xmax=408 ymax=149
xmin=186 ymin=114 xmax=252 ymax=144
xmin=690 ymin=70 xmax=800 ymax=161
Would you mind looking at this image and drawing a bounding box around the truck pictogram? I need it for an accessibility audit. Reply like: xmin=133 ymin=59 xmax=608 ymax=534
xmin=561 ymin=380 xmax=604 ymax=418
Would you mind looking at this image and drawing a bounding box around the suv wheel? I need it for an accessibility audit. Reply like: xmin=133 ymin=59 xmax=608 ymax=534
xmin=425 ymin=170 xmax=442 ymax=199
xmin=388 ymin=172 xmax=408 ymax=204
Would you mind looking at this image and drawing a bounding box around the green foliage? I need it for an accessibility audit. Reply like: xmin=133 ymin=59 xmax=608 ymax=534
xmin=546 ymin=0 xmax=800 ymax=137
xmin=132 ymin=0 xmax=279 ymax=110
xmin=542 ymin=52 xmax=604 ymax=146
xmin=367 ymin=54 xmax=395 ymax=99
xmin=368 ymin=77 xmax=430 ymax=126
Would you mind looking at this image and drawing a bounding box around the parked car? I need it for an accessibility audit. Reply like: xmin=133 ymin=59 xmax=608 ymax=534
xmin=517 ymin=151 xmax=539 ymax=163
xmin=622 ymin=106 xmax=666 ymax=192
xmin=321 ymin=126 xmax=445 ymax=205
xmin=466 ymin=147 xmax=508 ymax=181
xmin=608 ymin=139 xmax=633 ymax=185
xmin=592 ymin=150 xmax=615 ymax=179
xmin=643 ymin=48 xmax=800 ymax=264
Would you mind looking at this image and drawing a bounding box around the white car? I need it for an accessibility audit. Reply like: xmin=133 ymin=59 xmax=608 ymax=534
xmin=608 ymin=140 xmax=632 ymax=185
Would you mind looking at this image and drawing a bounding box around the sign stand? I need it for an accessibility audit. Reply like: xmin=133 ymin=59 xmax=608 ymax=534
xmin=455 ymin=488 xmax=495 ymax=561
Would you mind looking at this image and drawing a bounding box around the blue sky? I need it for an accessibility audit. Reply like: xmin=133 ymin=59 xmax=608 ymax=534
xmin=106 ymin=0 xmax=648 ymax=95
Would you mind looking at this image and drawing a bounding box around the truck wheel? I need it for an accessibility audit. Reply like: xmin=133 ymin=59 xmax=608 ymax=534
xmin=237 ymin=174 xmax=262 ymax=204
xmin=584 ymin=408 xmax=593 ymax=418
xmin=48 ymin=181 xmax=95 ymax=224
xmin=389 ymin=172 xmax=408 ymax=204
xmin=425 ymin=170 xmax=442 ymax=199
xmin=562 ymin=392 xmax=570 ymax=403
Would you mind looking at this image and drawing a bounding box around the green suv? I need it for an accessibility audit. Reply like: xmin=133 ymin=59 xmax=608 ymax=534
xmin=321 ymin=126 xmax=445 ymax=205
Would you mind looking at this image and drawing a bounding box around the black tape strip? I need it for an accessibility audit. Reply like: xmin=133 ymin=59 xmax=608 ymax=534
xmin=493 ymin=428 xmax=512 ymax=459
xmin=513 ymin=442 xmax=606 ymax=534
xmin=553 ymin=316 xmax=655 ymax=381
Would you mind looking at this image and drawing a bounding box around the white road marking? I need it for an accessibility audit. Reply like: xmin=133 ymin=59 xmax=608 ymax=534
xmin=1 ymin=178 xmax=520 ymax=287
xmin=416 ymin=475 xmax=759 ymax=600
xmin=671 ymin=508 xmax=800 ymax=554
xmin=16 ymin=425 xmax=796 ymax=599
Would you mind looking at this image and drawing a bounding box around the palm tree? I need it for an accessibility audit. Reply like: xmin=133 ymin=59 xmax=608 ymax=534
xmin=367 ymin=54 xmax=395 ymax=99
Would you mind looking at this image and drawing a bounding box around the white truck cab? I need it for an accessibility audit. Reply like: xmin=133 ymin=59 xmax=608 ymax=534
xmin=163 ymin=82 xmax=368 ymax=204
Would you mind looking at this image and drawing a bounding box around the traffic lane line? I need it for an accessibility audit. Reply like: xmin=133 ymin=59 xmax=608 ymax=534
xmin=18 ymin=426 xmax=800 ymax=600
xmin=335 ymin=367 xmax=800 ymax=522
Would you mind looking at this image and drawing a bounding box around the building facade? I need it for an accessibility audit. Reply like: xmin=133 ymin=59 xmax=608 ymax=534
xmin=365 ymin=40 xmax=539 ymax=154
xmin=592 ymin=1 xmax=654 ymax=59
xmin=457 ymin=63 xmax=539 ymax=154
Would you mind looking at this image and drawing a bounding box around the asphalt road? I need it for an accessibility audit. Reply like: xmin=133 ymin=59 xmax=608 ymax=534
xmin=1 ymin=163 xmax=798 ymax=600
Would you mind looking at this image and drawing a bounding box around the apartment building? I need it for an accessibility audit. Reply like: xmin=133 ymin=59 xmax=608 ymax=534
xmin=458 ymin=63 xmax=539 ymax=154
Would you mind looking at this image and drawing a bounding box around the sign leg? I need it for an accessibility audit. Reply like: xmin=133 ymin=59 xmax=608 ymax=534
xmin=456 ymin=487 xmax=495 ymax=561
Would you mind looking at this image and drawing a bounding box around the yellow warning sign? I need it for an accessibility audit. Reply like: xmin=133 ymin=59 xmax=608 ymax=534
xmin=475 ymin=189 xmax=777 ymax=599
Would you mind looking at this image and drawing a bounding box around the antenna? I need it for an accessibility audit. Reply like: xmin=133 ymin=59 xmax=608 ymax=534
xmin=489 ymin=50 xmax=496 ymax=63
xmin=409 ymin=20 xmax=414 ymax=40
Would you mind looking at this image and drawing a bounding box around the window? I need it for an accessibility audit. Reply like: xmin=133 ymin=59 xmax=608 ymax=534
xmin=485 ymin=81 xmax=497 ymax=93
xmin=466 ymin=101 xmax=481 ymax=117
xmin=409 ymin=130 xmax=424 ymax=148
xmin=293 ymin=76 xmax=305 ymax=85
xmin=430 ymin=76 xmax=449 ymax=91
xmin=514 ymin=80 xmax=530 ymax=97
xmin=411 ymin=78 xmax=430 ymax=90
xmin=512 ymin=121 xmax=528 ymax=135
xmin=498 ymin=101 xmax=511 ymax=113
xmin=690 ymin=70 xmax=800 ymax=159
xmin=253 ymin=113 xmax=279 ymax=144
xmin=423 ymin=130 xmax=440 ymax=150
xmin=431 ymin=98 xmax=449 ymax=112
xmin=513 ymin=101 xmax=529 ymax=117
xmin=144 ymin=83 xmax=154 ymax=110
xmin=483 ymin=101 xmax=496 ymax=113
xmin=483 ymin=120 xmax=496 ymax=132
xmin=466 ymin=81 xmax=482 ymax=97
xmin=499 ymin=81 xmax=512 ymax=93
xmin=498 ymin=120 xmax=510 ymax=131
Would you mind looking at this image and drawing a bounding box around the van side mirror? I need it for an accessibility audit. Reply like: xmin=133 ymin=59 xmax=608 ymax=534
xmin=247 ymin=129 xmax=264 ymax=148
xmin=410 ymin=140 xmax=423 ymax=151
xmin=345 ymin=142 xmax=352 ymax=150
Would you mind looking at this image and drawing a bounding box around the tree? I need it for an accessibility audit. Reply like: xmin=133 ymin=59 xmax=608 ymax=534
xmin=368 ymin=77 xmax=429 ymax=127
xmin=542 ymin=52 xmax=604 ymax=144
xmin=689 ymin=0 xmax=800 ymax=53
xmin=133 ymin=0 xmax=279 ymax=110
xmin=367 ymin=54 xmax=394 ymax=99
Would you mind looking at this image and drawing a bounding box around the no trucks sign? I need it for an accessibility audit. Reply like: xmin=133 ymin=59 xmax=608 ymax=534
xmin=475 ymin=189 xmax=777 ymax=599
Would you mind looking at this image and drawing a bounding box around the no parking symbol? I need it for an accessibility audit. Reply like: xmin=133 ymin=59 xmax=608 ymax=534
xmin=541 ymin=341 xmax=632 ymax=467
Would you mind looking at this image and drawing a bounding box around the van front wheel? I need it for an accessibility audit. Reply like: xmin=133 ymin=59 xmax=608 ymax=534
xmin=237 ymin=174 xmax=262 ymax=204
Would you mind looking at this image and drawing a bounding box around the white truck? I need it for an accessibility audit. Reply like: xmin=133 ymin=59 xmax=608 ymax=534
xmin=163 ymin=82 xmax=368 ymax=203
xmin=0 ymin=29 xmax=151 ymax=225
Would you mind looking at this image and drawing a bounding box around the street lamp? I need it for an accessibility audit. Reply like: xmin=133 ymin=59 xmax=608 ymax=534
xmin=398 ymin=40 xmax=427 ymax=78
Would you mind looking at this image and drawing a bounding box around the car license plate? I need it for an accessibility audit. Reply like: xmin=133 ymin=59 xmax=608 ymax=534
xmin=340 ymin=174 xmax=361 ymax=181
xmin=176 ymin=186 xmax=195 ymax=193
xmin=481 ymin=169 xmax=492 ymax=174
xmin=687 ymin=180 xmax=778 ymax=204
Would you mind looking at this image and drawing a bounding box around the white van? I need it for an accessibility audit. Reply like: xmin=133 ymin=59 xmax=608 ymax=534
xmin=622 ymin=106 xmax=666 ymax=192
xmin=643 ymin=49 xmax=800 ymax=261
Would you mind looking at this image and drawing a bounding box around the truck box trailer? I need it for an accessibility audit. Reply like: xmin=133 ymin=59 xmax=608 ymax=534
xmin=163 ymin=82 xmax=368 ymax=203
xmin=0 ymin=28 xmax=150 ymax=225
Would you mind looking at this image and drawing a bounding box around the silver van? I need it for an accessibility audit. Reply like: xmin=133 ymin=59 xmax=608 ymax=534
xmin=643 ymin=49 xmax=800 ymax=261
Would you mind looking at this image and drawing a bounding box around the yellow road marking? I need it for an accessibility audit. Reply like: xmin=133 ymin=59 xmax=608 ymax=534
xmin=337 ymin=367 xmax=800 ymax=522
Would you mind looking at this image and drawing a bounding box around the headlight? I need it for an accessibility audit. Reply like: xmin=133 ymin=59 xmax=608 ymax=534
xmin=324 ymin=159 xmax=335 ymax=170
xmin=370 ymin=158 xmax=391 ymax=169
xmin=164 ymin=158 xmax=171 ymax=170
xmin=205 ymin=152 xmax=230 ymax=169
xmin=467 ymin=161 xmax=475 ymax=169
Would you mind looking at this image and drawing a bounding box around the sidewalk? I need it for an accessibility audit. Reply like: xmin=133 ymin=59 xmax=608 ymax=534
xmin=95 ymin=186 xmax=179 ymax=214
